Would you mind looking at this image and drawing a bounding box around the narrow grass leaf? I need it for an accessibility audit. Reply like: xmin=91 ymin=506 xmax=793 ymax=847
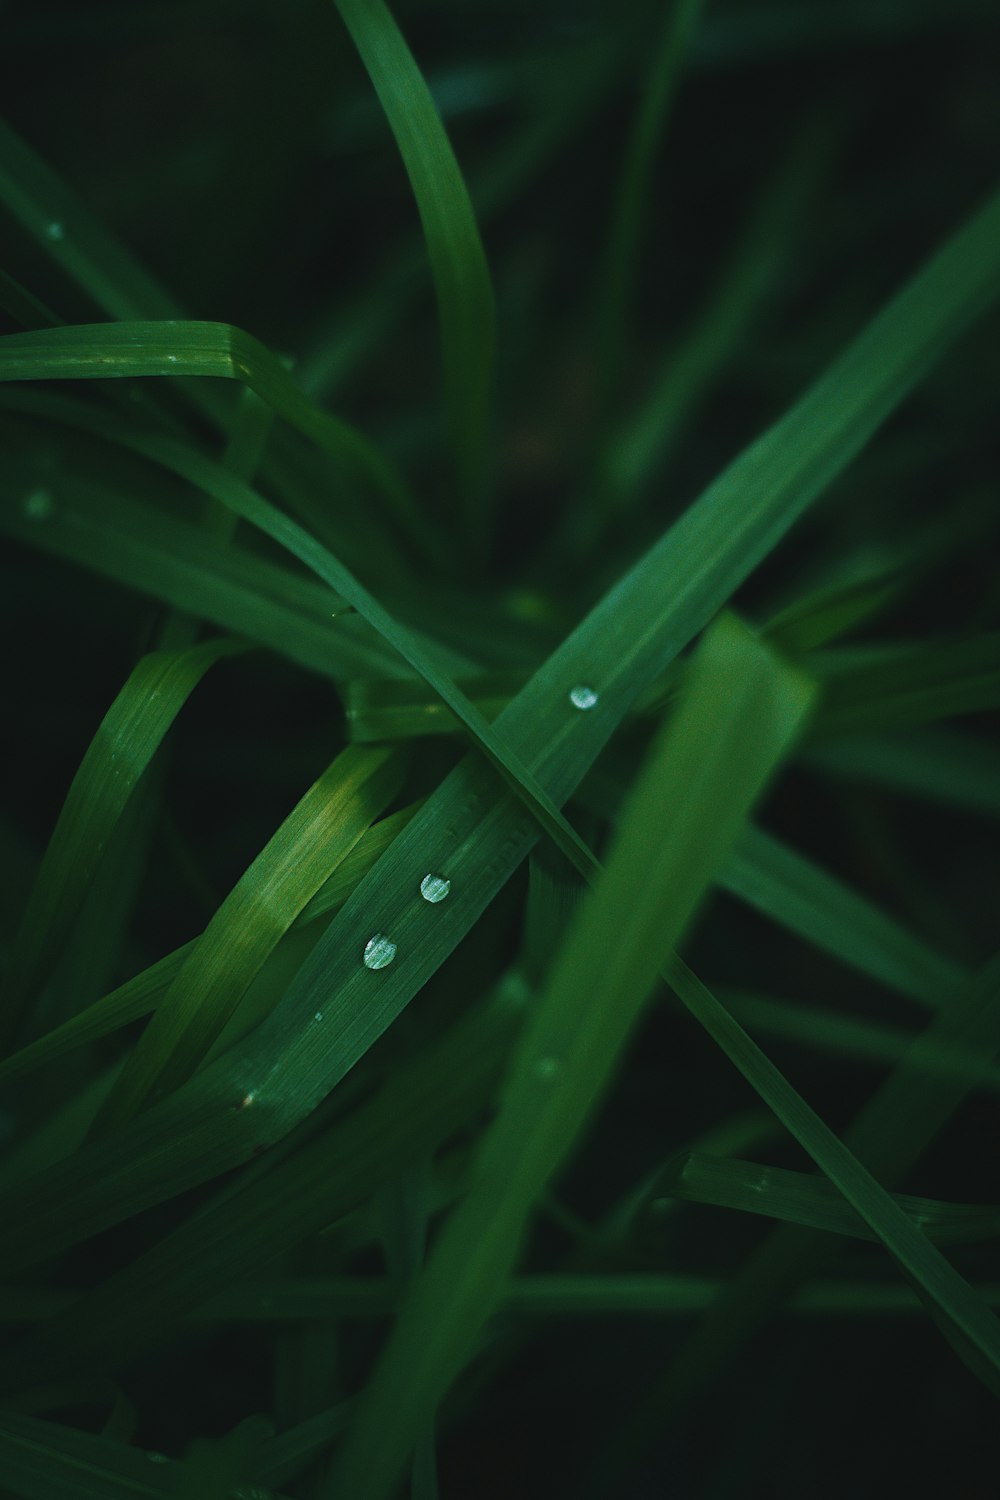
xmin=800 ymin=728 xmax=1000 ymax=818
xmin=89 ymin=746 xmax=405 ymax=1134
xmin=332 ymin=0 xmax=496 ymax=516
xmin=660 ymin=1151 xmax=1000 ymax=1244
xmin=327 ymin=615 xmax=815 ymax=1499
xmin=1 ymin=636 xmax=247 ymax=1050
xmin=808 ymin=632 xmax=1000 ymax=737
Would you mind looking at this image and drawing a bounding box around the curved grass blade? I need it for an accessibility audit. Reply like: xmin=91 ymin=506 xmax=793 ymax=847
xmin=89 ymin=746 xmax=405 ymax=1134
xmin=1 ymin=637 xmax=248 ymax=1051
xmin=332 ymin=0 xmax=495 ymax=520
xmin=659 ymin=1151 xmax=1000 ymax=1244
xmin=0 ymin=319 xmax=418 ymax=534
xmin=326 ymin=615 xmax=816 ymax=1499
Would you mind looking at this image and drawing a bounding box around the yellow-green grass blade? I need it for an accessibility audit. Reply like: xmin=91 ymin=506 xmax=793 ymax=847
xmin=723 ymin=822 xmax=966 ymax=1007
xmin=800 ymin=728 xmax=1000 ymax=818
xmin=88 ymin=746 xmax=406 ymax=1135
xmin=0 ymin=807 xmax=420 ymax=1089
xmin=659 ymin=1151 xmax=1000 ymax=1244
xmin=332 ymin=0 xmax=495 ymax=520
xmin=326 ymin=615 xmax=816 ymax=1499
xmin=0 ymin=319 xmax=418 ymax=533
xmin=0 ymin=180 xmax=997 ymax=1288
xmin=594 ymin=0 xmax=706 ymax=411
xmin=807 ymin=631 xmax=1000 ymax=737
xmin=1 ymin=637 xmax=248 ymax=1052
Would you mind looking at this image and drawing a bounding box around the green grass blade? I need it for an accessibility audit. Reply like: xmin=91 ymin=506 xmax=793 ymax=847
xmin=661 ymin=1151 xmax=1000 ymax=1244
xmin=808 ymin=632 xmax=1000 ymax=737
xmin=326 ymin=615 xmax=815 ymax=1499
xmin=1 ymin=637 xmax=247 ymax=1051
xmin=332 ymin=0 xmax=495 ymax=521
xmin=723 ymin=822 xmax=966 ymax=1007
xmin=800 ymin=728 xmax=1000 ymax=817
xmin=0 ymin=320 xmax=418 ymax=533
xmin=89 ymin=746 xmax=405 ymax=1134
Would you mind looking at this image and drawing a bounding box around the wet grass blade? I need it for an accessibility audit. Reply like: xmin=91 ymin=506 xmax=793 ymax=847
xmin=89 ymin=746 xmax=405 ymax=1135
xmin=326 ymin=615 xmax=815 ymax=1499
xmin=1 ymin=637 xmax=248 ymax=1051
xmin=333 ymin=0 xmax=495 ymax=522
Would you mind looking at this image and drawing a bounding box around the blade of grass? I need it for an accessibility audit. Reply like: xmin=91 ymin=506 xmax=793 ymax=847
xmin=800 ymin=728 xmax=1000 ymax=817
xmin=332 ymin=0 xmax=495 ymax=527
xmin=1 ymin=637 xmax=248 ymax=1051
xmin=807 ymin=631 xmax=1000 ymax=737
xmin=326 ymin=615 xmax=815 ymax=1498
xmin=88 ymin=746 xmax=405 ymax=1134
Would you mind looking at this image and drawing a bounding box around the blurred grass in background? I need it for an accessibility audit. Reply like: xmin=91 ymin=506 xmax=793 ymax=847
xmin=0 ymin=1 xmax=999 ymax=1496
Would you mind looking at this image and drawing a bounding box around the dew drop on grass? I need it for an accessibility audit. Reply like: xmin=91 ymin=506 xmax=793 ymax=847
xmin=45 ymin=220 xmax=65 ymax=241
xmin=569 ymin=684 xmax=598 ymax=711
xmin=166 ymin=354 xmax=178 ymax=364
xmin=363 ymin=934 xmax=397 ymax=970
xmin=420 ymin=872 xmax=451 ymax=903
xmin=313 ymin=1011 xmax=324 ymax=1022
xmin=23 ymin=489 xmax=54 ymax=521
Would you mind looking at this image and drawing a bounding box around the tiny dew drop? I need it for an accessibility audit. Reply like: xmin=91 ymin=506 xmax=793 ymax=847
xmin=419 ymin=873 xmax=451 ymax=904
xmin=313 ymin=1011 xmax=324 ymax=1022
xmin=166 ymin=354 xmax=178 ymax=364
xmin=45 ymin=220 xmax=65 ymax=241
xmin=363 ymin=934 xmax=397 ymax=970
xmin=569 ymin=684 xmax=598 ymax=711
xmin=23 ymin=489 xmax=54 ymax=521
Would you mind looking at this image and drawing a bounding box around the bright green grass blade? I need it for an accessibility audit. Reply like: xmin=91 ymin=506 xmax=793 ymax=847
xmin=0 ymin=319 xmax=418 ymax=532
xmin=344 ymin=670 xmax=524 ymax=741
xmin=808 ymin=632 xmax=1000 ymax=736
xmin=332 ymin=0 xmax=495 ymax=519
xmin=326 ymin=615 xmax=815 ymax=1499
xmin=660 ymin=1151 xmax=1000 ymax=1244
xmin=800 ymin=728 xmax=1000 ymax=817
xmin=595 ymin=0 xmax=705 ymax=410
xmin=720 ymin=987 xmax=1000 ymax=1094
xmin=723 ymin=821 xmax=965 ymax=1007
xmin=89 ymin=746 xmax=405 ymax=1135
xmin=0 ymin=808 xmax=420 ymax=1089
xmin=0 ymin=182 xmax=997 ymax=1289
xmin=1 ymin=636 xmax=248 ymax=1051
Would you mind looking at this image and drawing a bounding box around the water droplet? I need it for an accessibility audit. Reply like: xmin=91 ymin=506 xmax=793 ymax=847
xmin=166 ymin=354 xmax=178 ymax=364
xmin=313 ymin=1011 xmax=324 ymax=1022
xmin=45 ymin=220 xmax=65 ymax=241
xmin=534 ymin=1055 xmax=560 ymax=1081
xmin=569 ymin=684 xmax=599 ymax=711
xmin=146 ymin=1451 xmax=169 ymax=1464
xmin=363 ymin=934 xmax=397 ymax=970
xmin=237 ymin=1091 xmax=256 ymax=1109
xmin=23 ymin=489 xmax=53 ymax=521
xmin=420 ymin=872 xmax=451 ymax=904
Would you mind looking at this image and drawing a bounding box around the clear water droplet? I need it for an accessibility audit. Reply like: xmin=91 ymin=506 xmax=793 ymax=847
xmin=420 ymin=872 xmax=451 ymax=904
xmin=363 ymin=934 xmax=397 ymax=970
xmin=534 ymin=1055 xmax=560 ymax=1081
xmin=313 ymin=1011 xmax=324 ymax=1022
xmin=166 ymin=354 xmax=178 ymax=364
xmin=23 ymin=489 xmax=54 ymax=521
xmin=45 ymin=220 xmax=65 ymax=241
xmin=569 ymin=684 xmax=599 ymax=711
